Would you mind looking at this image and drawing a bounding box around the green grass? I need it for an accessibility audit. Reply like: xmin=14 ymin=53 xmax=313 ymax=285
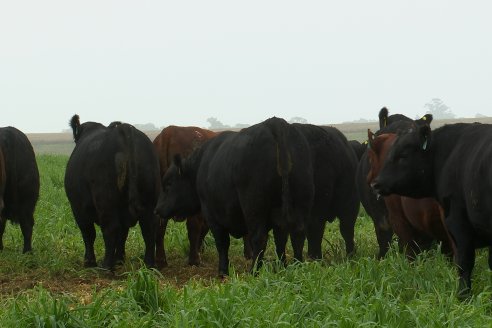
xmin=0 ymin=154 xmax=491 ymax=327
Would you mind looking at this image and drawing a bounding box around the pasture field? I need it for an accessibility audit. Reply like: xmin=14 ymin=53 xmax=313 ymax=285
xmin=0 ymin=142 xmax=491 ymax=326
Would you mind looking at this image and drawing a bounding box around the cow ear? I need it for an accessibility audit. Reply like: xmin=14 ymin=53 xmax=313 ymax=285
xmin=378 ymin=107 xmax=389 ymax=129
xmin=173 ymin=154 xmax=183 ymax=175
xmin=367 ymin=129 xmax=375 ymax=149
xmin=416 ymin=114 xmax=433 ymax=126
xmin=418 ymin=124 xmax=431 ymax=151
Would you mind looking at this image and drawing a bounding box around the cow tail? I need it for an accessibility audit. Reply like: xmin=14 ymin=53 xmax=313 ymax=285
xmin=69 ymin=115 xmax=80 ymax=142
xmin=268 ymin=119 xmax=294 ymax=227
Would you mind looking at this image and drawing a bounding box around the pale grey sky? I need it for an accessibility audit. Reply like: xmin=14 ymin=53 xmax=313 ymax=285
xmin=1 ymin=1 xmax=491 ymax=132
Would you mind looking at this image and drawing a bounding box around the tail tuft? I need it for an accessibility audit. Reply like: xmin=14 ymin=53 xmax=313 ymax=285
xmin=69 ymin=115 xmax=80 ymax=142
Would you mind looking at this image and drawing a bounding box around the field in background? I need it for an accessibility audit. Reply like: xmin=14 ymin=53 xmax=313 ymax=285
xmin=28 ymin=117 xmax=492 ymax=155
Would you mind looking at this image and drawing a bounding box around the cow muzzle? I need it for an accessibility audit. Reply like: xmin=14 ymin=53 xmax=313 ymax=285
xmin=370 ymin=180 xmax=390 ymax=198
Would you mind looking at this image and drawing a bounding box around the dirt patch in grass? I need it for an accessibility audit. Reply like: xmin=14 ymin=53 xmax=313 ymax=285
xmin=0 ymin=252 xmax=252 ymax=298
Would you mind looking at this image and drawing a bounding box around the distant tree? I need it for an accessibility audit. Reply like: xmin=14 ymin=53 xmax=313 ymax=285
xmin=343 ymin=118 xmax=377 ymax=123
xmin=134 ymin=123 xmax=159 ymax=131
xmin=424 ymin=98 xmax=456 ymax=119
xmin=207 ymin=117 xmax=230 ymax=130
xmin=288 ymin=117 xmax=308 ymax=124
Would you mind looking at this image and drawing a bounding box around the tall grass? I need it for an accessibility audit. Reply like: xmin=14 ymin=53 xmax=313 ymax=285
xmin=0 ymin=154 xmax=491 ymax=327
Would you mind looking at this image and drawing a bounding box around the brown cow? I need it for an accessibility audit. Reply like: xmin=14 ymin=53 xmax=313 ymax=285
xmin=153 ymin=126 xmax=217 ymax=267
xmin=366 ymin=130 xmax=454 ymax=258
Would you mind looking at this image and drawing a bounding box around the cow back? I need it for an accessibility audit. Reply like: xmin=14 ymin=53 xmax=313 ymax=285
xmin=153 ymin=126 xmax=217 ymax=177
xmin=65 ymin=122 xmax=160 ymax=224
xmin=0 ymin=127 xmax=39 ymax=221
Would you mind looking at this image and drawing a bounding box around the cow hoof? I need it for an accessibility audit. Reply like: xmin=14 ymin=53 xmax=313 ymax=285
xmin=156 ymin=260 xmax=168 ymax=269
xmin=457 ymin=287 xmax=471 ymax=301
xmin=84 ymin=260 xmax=97 ymax=268
xmin=188 ymin=257 xmax=201 ymax=266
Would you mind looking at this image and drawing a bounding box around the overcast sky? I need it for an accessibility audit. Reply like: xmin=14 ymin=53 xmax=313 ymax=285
xmin=1 ymin=1 xmax=491 ymax=132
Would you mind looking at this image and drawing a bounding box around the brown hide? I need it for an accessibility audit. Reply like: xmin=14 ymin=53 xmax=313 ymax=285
xmin=367 ymin=131 xmax=454 ymax=257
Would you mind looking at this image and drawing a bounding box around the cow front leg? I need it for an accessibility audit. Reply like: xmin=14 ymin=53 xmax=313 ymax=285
xmin=445 ymin=208 xmax=475 ymax=298
xmin=186 ymin=214 xmax=205 ymax=266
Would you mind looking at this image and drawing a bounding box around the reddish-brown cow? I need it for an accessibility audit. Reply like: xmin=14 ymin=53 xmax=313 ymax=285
xmin=153 ymin=126 xmax=217 ymax=267
xmin=366 ymin=130 xmax=454 ymax=257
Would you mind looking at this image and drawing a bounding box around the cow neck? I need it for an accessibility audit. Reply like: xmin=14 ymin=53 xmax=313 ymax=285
xmin=429 ymin=124 xmax=467 ymax=199
xmin=183 ymin=144 xmax=205 ymax=184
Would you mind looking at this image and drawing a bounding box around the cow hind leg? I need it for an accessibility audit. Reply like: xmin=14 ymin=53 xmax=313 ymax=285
xmin=75 ymin=219 xmax=97 ymax=267
xmin=290 ymin=229 xmax=305 ymax=262
xmin=242 ymin=234 xmax=253 ymax=260
xmin=272 ymin=225 xmax=288 ymax=266
xmin=249 ymin=225 xmax=268 ymax=275
xmin=155 ymin=218 xmax=168 ymax=268
xmin=138 ymin=214 xmax=157 ymax=268
xmin=210 ymin=225 xmax=231 ymax=277
xmin=19 ymin=213 xmax=34 ymax=253
xmin=101 ymin=221 xmax=119 ymax=270
xmin=199 ymin=219 xmax=209 ymax=252
xmin=339 ymin=214 xmax=357 ymax=257
xmin=114 ymin=226 xmax=129 ymax=265
xmin=0 ymin=217 xmax=6 ymax=250
xmin=306 ymin=219 xmax=325 ymax=260
xmin=0 ymin=217 xmax=7 ymax=251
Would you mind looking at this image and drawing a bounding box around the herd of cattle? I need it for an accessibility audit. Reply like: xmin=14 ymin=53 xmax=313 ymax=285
xmin=0 ymin=108 xmax=491 ymax=297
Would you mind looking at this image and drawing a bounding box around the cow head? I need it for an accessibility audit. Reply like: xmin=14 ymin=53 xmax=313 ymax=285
xmin=154 ymin=154 xmax=200 ymax=220
xmin=371 ymin=124 xmax=434 ymax=198
xmin=366 ymin=130 xmax=397 ymax=187
xmin=378 ymin=107 xmax=431 ymax=132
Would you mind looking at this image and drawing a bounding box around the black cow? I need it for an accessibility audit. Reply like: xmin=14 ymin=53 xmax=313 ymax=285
xmin=155 ymin=117 xmax=314 ymax=276
xmin=295 ymin=124 xmax=359 ymax=260
xmin=64 ymin=115 xmax=160 ymax=270
xmin=0 ymin=127 xmax=39 ymax=253
xmin=348 ymin=140 xmax=367 ymax=161
xmin=372 ymin=122 xmax=492 ymax=296
xmin=355 ymin=107 xmax=432 ymax=258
